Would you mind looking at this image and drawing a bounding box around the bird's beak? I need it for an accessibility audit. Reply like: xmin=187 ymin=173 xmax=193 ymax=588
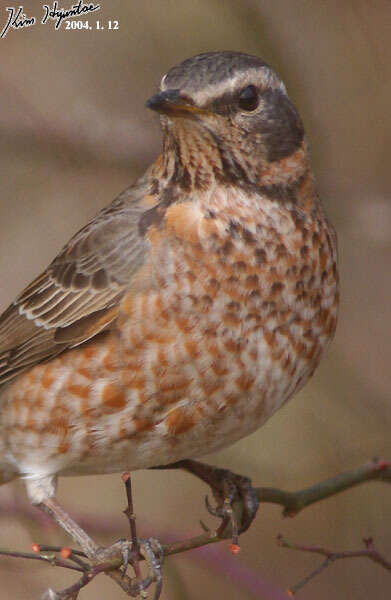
xmin=146 ymin=89 xmax=211 ymax=119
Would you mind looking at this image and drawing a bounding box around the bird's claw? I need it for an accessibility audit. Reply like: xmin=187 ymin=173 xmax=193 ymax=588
xmin=89 ymin=537 xmax=163 ymax=598
xmin=205 ymin=494 xmax=223 ymax=517
xmin=138 ymin=538 xmax=164 ymax=600
xmin=203 ymin=470 xmax=259 ymax=543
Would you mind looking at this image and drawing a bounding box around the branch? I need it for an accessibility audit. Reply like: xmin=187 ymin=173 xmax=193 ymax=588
xmin=0 ymin=545 xmax=84 ymax=573
xmin=277 ymin=535 xmax=391 ymax=595
xmin=255 ymin=458 xmax=391 ymax=516
xmin=0 ymin=458 xmax=389 ymax=599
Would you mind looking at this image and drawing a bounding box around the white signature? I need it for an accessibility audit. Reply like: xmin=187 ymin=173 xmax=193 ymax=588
xmin=0 ymin=1 xmax=100 ymax=38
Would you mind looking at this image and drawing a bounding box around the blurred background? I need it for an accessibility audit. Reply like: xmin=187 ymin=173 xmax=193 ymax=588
xmin=0 ymin=1 xmax=390 ymax=598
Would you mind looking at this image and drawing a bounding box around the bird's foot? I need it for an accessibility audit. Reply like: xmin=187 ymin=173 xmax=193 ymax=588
xmin=156 ymin=460 xmax=259 ymax=545
xmin=92 ymin=537 xmax=164 ymax=596
xmin=40 ymin=537 xmax=164 ymax=600
xmin=202 ymin=466 xmax=259 ymax=544
xmin=37 ymin=495 xmax=164 ymax=599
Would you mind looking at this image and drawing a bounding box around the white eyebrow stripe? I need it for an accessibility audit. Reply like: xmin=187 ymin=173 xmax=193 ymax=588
xmin=160 ymin=66 xmax=287 ymax=104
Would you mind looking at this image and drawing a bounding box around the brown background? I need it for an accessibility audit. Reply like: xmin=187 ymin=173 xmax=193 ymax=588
xmin=0 ymin=1 xmax=390 ymax=598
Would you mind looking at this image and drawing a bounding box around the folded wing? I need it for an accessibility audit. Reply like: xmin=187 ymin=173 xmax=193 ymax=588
xmin=0 ymin=181 xmax=153 ymax=386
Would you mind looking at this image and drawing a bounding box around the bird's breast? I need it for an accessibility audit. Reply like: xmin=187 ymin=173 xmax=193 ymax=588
xmin=118 ymin=185 xmax=338 ymax=433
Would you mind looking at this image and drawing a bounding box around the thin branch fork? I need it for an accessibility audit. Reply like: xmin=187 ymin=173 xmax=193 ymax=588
xmin=277 ymin=535 xmax=391 ymax=596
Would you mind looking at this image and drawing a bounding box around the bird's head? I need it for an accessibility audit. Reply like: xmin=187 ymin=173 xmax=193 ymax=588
xmin=147 ymin=51 xmax=307 ymax=191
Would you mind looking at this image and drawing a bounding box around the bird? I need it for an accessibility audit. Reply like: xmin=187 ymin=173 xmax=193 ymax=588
xmin=0 ymin=51 xmax=338 ymax=559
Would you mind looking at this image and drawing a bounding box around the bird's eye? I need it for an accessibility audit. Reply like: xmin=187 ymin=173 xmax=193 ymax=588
xmin=238 ymin=85 xmax=259 ymax=112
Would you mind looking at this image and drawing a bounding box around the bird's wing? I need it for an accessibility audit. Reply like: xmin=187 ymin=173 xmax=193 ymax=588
xmin=0 ymin=176 xmax=156 ymax=386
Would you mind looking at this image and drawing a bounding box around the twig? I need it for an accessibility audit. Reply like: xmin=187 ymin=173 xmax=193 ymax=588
xmin=121 ymin=472 xmax=143 ymax=590
xmin=0 ymin=545 xmax=84 ymax=573
xmin=122 ymin=473 xmax=139 ymax=549
xmin=277 ymin=535 xmax=391 ymax=595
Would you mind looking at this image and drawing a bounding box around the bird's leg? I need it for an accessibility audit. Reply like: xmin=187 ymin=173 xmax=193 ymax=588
xmin=152 ymin=459 xmax=259 ymax=542
xmin=37 ymin=497 xmax=99 ymax=559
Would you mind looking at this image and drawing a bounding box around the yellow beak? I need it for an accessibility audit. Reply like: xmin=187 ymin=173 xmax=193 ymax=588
xmin=146 ymin=89 xmax=212 ymax=119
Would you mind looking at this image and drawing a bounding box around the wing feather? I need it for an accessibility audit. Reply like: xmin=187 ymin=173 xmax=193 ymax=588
xmin=0 ymin=176 xmax=156 ymax=386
